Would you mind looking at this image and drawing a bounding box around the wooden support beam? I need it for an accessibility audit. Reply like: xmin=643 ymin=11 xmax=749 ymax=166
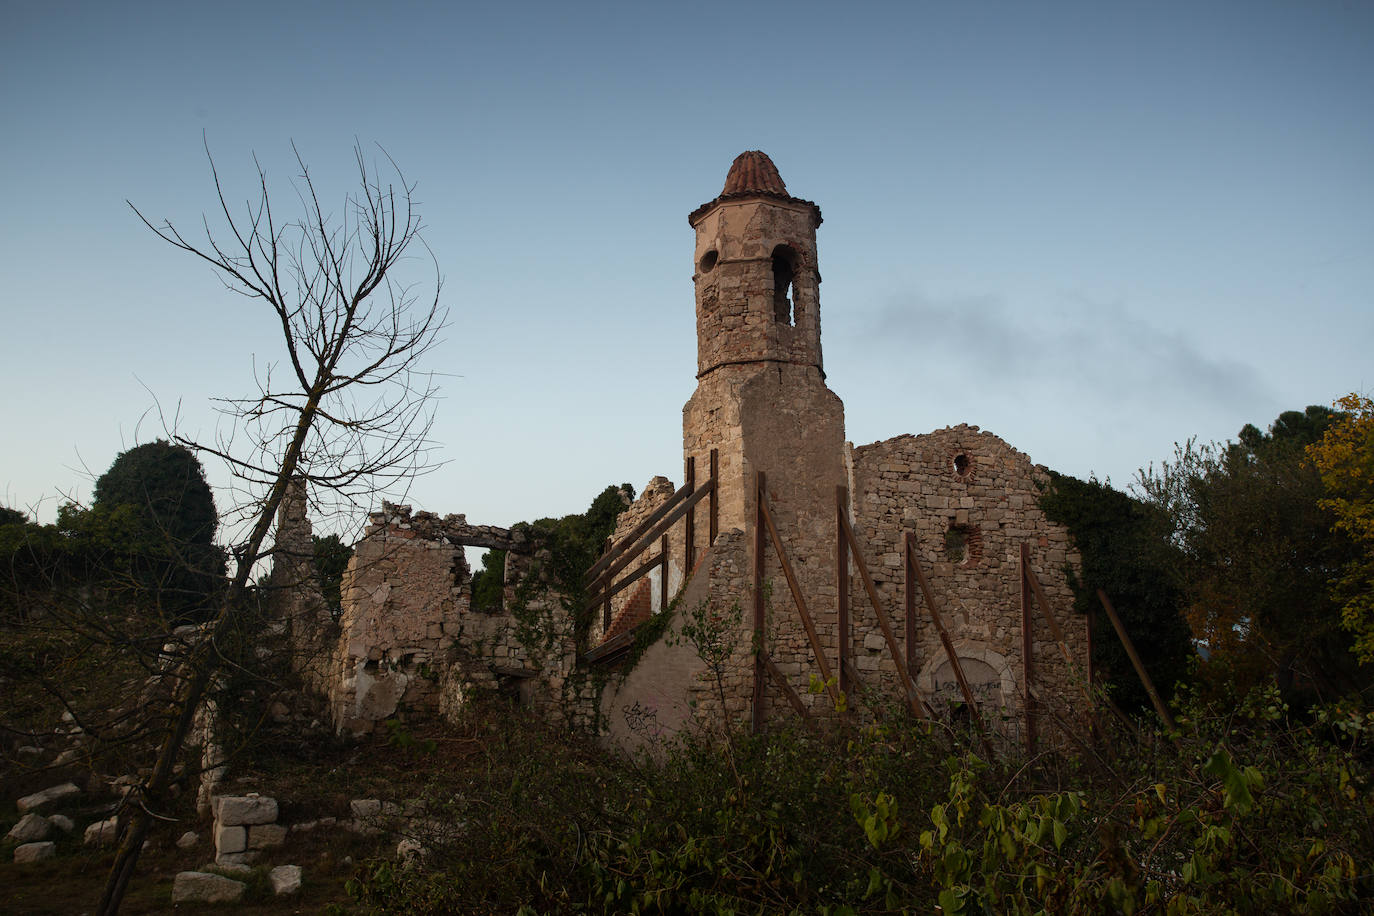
xmin=752 ymin=471 xmax=767 ymax=735
xmin=658 ymin=534 xmax=669 ymax=613
xmin=838 ymin=511 xmax=926 ymax=718
xmin=585 ymin=481 xmax=713 ymax=598
xmin=1098 ymin=589 xmax=1176 ymax=732
xmin=709 ymin=449 xmax=718 ymax=545
xmin=1023 ymin=558 xmax=1098 ymax=717
xmin=585 ymin=551 xmax=667 ymax=610
xmin=902 ymin=530 xmax=915 ymax=680
xmin=905 ymin=537 xmax=996 ymax=760
xmin=585 ymin=480 xmax=691 ymax=584
xmin=837 ymin=486 xmax=851 ymax=696
xmin=762 ymin=653 xmax=813 ymax=723
xmin=684 ymin=456 xmax=696 ymax=573
xmin=1020 ymin=543 xmax=1037 ymax=754
xmin=601 ymin=536 xmax=612 ymax=634
xmin=758 ymin=487 xmax=840 ymax=707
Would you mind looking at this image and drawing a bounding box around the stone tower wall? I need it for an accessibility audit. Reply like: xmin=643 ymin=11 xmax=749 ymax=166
xmin=691 ymin=199 xmax=823 ymax=375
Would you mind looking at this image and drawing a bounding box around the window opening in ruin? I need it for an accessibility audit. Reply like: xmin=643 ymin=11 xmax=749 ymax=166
xmin=771 ymin=244 xmax=798 ymax=325
xmin=953 ymin=453 xmax=972 ymax=478
xmin=944 ymin=523 xmax=983 ymax=567
xmin=469 ymin=548 xmax=506 ymax=613
xmin=698 ymin=249 xmax=718 ymax=274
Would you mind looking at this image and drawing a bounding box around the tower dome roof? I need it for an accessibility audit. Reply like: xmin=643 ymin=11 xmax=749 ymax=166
xmin=689 ymin=151 xmax=822 ymax=227
xmin=721 ymin=150 xmax=788 ymax=196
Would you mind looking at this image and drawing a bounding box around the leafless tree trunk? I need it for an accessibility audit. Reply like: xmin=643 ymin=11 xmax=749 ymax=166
xmin=98 ymin=141 xmax=446 ymax=914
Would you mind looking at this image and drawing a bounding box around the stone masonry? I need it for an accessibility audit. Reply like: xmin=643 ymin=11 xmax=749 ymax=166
xmin=274 ymin=150 xmax=1091 ymax=749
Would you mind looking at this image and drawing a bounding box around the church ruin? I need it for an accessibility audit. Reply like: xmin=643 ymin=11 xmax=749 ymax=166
xmin=273 ymin=151 xmax=1088 ymax=750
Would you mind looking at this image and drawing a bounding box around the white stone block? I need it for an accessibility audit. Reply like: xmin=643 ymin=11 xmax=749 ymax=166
xmin=48 ymin=814 xmax=74 ymax=834
xmin=214 ymin=823 xmax=246 ymax=855
xmin=84 ymin=817 xmax=119 ymax=846
xmin=349 ymin=798 xmax=382 ymax=819
xmin=14 ymin=841 xmax=56 ymax=863
xmin=270 ymin=864 xmax=303 ymax=895
xmin=213 ymin=850 xmax=259 ymax=867
xmin=17 ymin=782 xmax=80 ymax=813
xmin=172 ymin=871 xmax=246 ymax=904
xmin=6 ymin=814 xmax=51 ymax=843
xmin=176 ymin=830 xmax=199 ymax=849
xmin=213 ymin=795 xmax=278 ymax=826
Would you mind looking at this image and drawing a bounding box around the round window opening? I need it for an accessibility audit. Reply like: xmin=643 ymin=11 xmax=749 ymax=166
xmin=698 ymin=250 xmax=719 ymax=274
xmin=953 ymin=453 xmax=972 ymax=478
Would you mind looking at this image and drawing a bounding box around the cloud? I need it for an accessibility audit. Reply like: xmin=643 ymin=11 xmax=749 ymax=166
xmin=849 ymin=289 xmax=1270 ymax=408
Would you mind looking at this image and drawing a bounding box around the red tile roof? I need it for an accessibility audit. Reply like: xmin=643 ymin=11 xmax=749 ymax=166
xmin=721 ymin=151 xmax=788 ymax=196
xmin=689 ymin=151 xmax=822 ymax=227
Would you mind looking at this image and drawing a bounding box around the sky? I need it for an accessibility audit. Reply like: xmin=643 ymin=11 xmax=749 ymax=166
xmin=2 ymin=0 xmax=1371 ymax=543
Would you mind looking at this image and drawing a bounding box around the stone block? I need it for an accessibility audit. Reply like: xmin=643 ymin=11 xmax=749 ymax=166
xmin=177 ymin=830 xmax=199 ymax=849
xmin=248 ymin=823 xmax=287 ymax=849
xmin=214 ymin=823 xmax=246 ymax=855
xmin=172 ymin=871 xmax=246 ymax=904
xmin=270 ymin=864 xmax=303 ymax=895
xmin=214 ymin=850 xmax=260 ymax=867
xmin=350 ymin=798 xmax=382 ymax=819
xmin=48 ymin=814 xmax=74 ymax=834
xmin=17 ymin=782 xmax=80 ymax=813
xmin=214 ymin=795 xmax=278 ymax=826
xmin=14 ymin=841 xmax=56 ymax=863
xmin=7 ymin=814 xmax=51 ymax=843
xmin=84 ymin=817 xmax=119 ymax=846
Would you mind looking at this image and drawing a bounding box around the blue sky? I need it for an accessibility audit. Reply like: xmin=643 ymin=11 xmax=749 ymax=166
xmin=2 ymin=0 xmax=1371 ymax=538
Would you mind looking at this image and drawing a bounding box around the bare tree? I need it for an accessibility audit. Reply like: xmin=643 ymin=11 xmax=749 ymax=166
xmin=94 ymin=142 xmax=447 ymax=914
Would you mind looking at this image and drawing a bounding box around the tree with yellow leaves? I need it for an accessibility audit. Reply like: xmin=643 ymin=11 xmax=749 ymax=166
xmin=1308 ymin=394 xmax=1374 ymax=663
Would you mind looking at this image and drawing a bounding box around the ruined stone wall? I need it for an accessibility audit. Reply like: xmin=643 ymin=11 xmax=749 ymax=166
xmin=330 ymin=507 xmax=471 ymax=734
xmin=592 ymin=477 xmax=685 ymax=646
xmin=848 ymin=425 xmax=1087 ymax=739
xmin=317 ymin=504 xmax=605 ymax=735
xmin=266 ymin=479 xmax=338 ymax=700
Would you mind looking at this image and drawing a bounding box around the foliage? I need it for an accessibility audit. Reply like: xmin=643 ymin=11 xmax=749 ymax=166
xmin=92 ymin=439 xmax=218 ymax=547
xmin=313 ymin=533 xmax=353 ymax=620
xmin=345 ymin=687 xmax=1373 ymax=915
xmin=1136 ymin=407 xmax=1364 ymax=703
xmin=510 ymin=483 xmax=634 ymax=638
xmin=922 ymin=687 xmax=1372 ymax=914
xmin=469 ymin=547 xmax=506 ymax=612
xmin=1039 ymin=472 xmax=1194 ymax=714
xmin=0 ymin=442 xmax=226 ymax=623
xmin=1308 ymin=393 xmax=1374 ymax=663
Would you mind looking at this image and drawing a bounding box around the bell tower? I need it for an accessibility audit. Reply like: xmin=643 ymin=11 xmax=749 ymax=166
xmin=688 ymin=151 xmax=825 ymax=377
xmin=682 ymin=151 xmax=846 ymax=611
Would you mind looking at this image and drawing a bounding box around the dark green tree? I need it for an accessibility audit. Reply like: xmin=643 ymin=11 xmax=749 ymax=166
xmin=312 ymin=533 xmax=353 ymax=620
xmin=1039 ymin=473 xmax=1194 ymax=715
xmin=470 ymin=548 xmax=507 ymax=612
xmin=85 ymin=440 xmax=225 ymax=621
xmin=1137 ymin=406 xmax=1366 ymax=703
xmin=509 ymin=483 xmax=635 ymax=636
xmin=92 ymin=440 xmax=218 ymax=547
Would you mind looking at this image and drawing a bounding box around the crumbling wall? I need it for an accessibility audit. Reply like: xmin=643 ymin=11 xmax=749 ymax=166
xmin=267 ymin=479 xmax=337 ymax=699
xmin=315 ymin=503 xmax=604 ymax=735
xmin=331 ymin=506 xmax=471 ymax=734
xmin=849 ymin=425 xmax=1087 ymax=739
xmin=592 ymin=476 xmax=686 ymax=646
